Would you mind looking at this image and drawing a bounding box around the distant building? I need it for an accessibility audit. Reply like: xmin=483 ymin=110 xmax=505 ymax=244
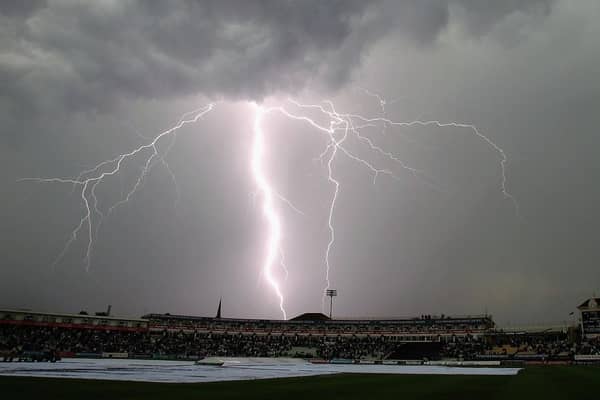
xmin=578 ymin=297 xmax=600 ymax=338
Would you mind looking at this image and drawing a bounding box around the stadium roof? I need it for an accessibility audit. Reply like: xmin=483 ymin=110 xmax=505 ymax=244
xmin=577 ymin=298 xmax=600 ymax=310
xmin=0 ymin=308 xmax=146 ymax=322
xmin=290 ymin=313 xmax=330 ymax=321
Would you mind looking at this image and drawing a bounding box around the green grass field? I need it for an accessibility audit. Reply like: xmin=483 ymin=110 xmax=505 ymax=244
xmin=1 ymin=366 xmax=599 ymax=400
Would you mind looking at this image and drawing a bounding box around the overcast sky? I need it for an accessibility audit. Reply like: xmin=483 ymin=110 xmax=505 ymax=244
xmin=1 ymin=0 xmax=599 ymax=326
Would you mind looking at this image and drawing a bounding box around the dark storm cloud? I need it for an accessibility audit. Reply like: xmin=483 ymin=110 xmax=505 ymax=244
xmin=0 ymin=0 xmax=46 ymax=18
xmin=450 ymin=0 xmax=554 ymax=36
xmin=1 ymin=0 xmax=373 ymax=112
xmin=0 ymin=0 xmax=556 ymax=116
xmin=376 ymin=0 xmax=450 ymax=45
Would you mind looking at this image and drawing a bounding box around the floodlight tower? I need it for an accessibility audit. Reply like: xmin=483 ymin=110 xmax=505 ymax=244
xmin=326 ymin=289 xmax=337 ymax=319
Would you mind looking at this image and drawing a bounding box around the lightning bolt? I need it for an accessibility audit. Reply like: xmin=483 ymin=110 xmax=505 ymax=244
xmin=19 ymin=103 xmax=216 ymax=271
xmin=250 ymin=104 xmax=287 ymax=319
xmin=20 ymin=91 xmax=518 ymax=320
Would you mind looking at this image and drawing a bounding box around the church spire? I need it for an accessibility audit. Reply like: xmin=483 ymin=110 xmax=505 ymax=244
xmin=216 ymin=298 xmax=222 ymax=319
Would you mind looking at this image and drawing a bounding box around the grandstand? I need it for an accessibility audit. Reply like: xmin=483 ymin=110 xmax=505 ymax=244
xmin=1 ymin=298 xmax=599 ymax=364
xmin=143 ymin=312 xmax=493 ymax=340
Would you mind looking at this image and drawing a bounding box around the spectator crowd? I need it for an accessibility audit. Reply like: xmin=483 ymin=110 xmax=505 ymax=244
xmin=2 ymin=324 xmax=598 ymax=362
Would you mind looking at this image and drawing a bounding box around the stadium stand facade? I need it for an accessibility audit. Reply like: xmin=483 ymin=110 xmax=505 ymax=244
xmin=0 ymin=308 xmax=148 ymax=332
xmin=143 ymin=312 xmax=493 ymax=339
